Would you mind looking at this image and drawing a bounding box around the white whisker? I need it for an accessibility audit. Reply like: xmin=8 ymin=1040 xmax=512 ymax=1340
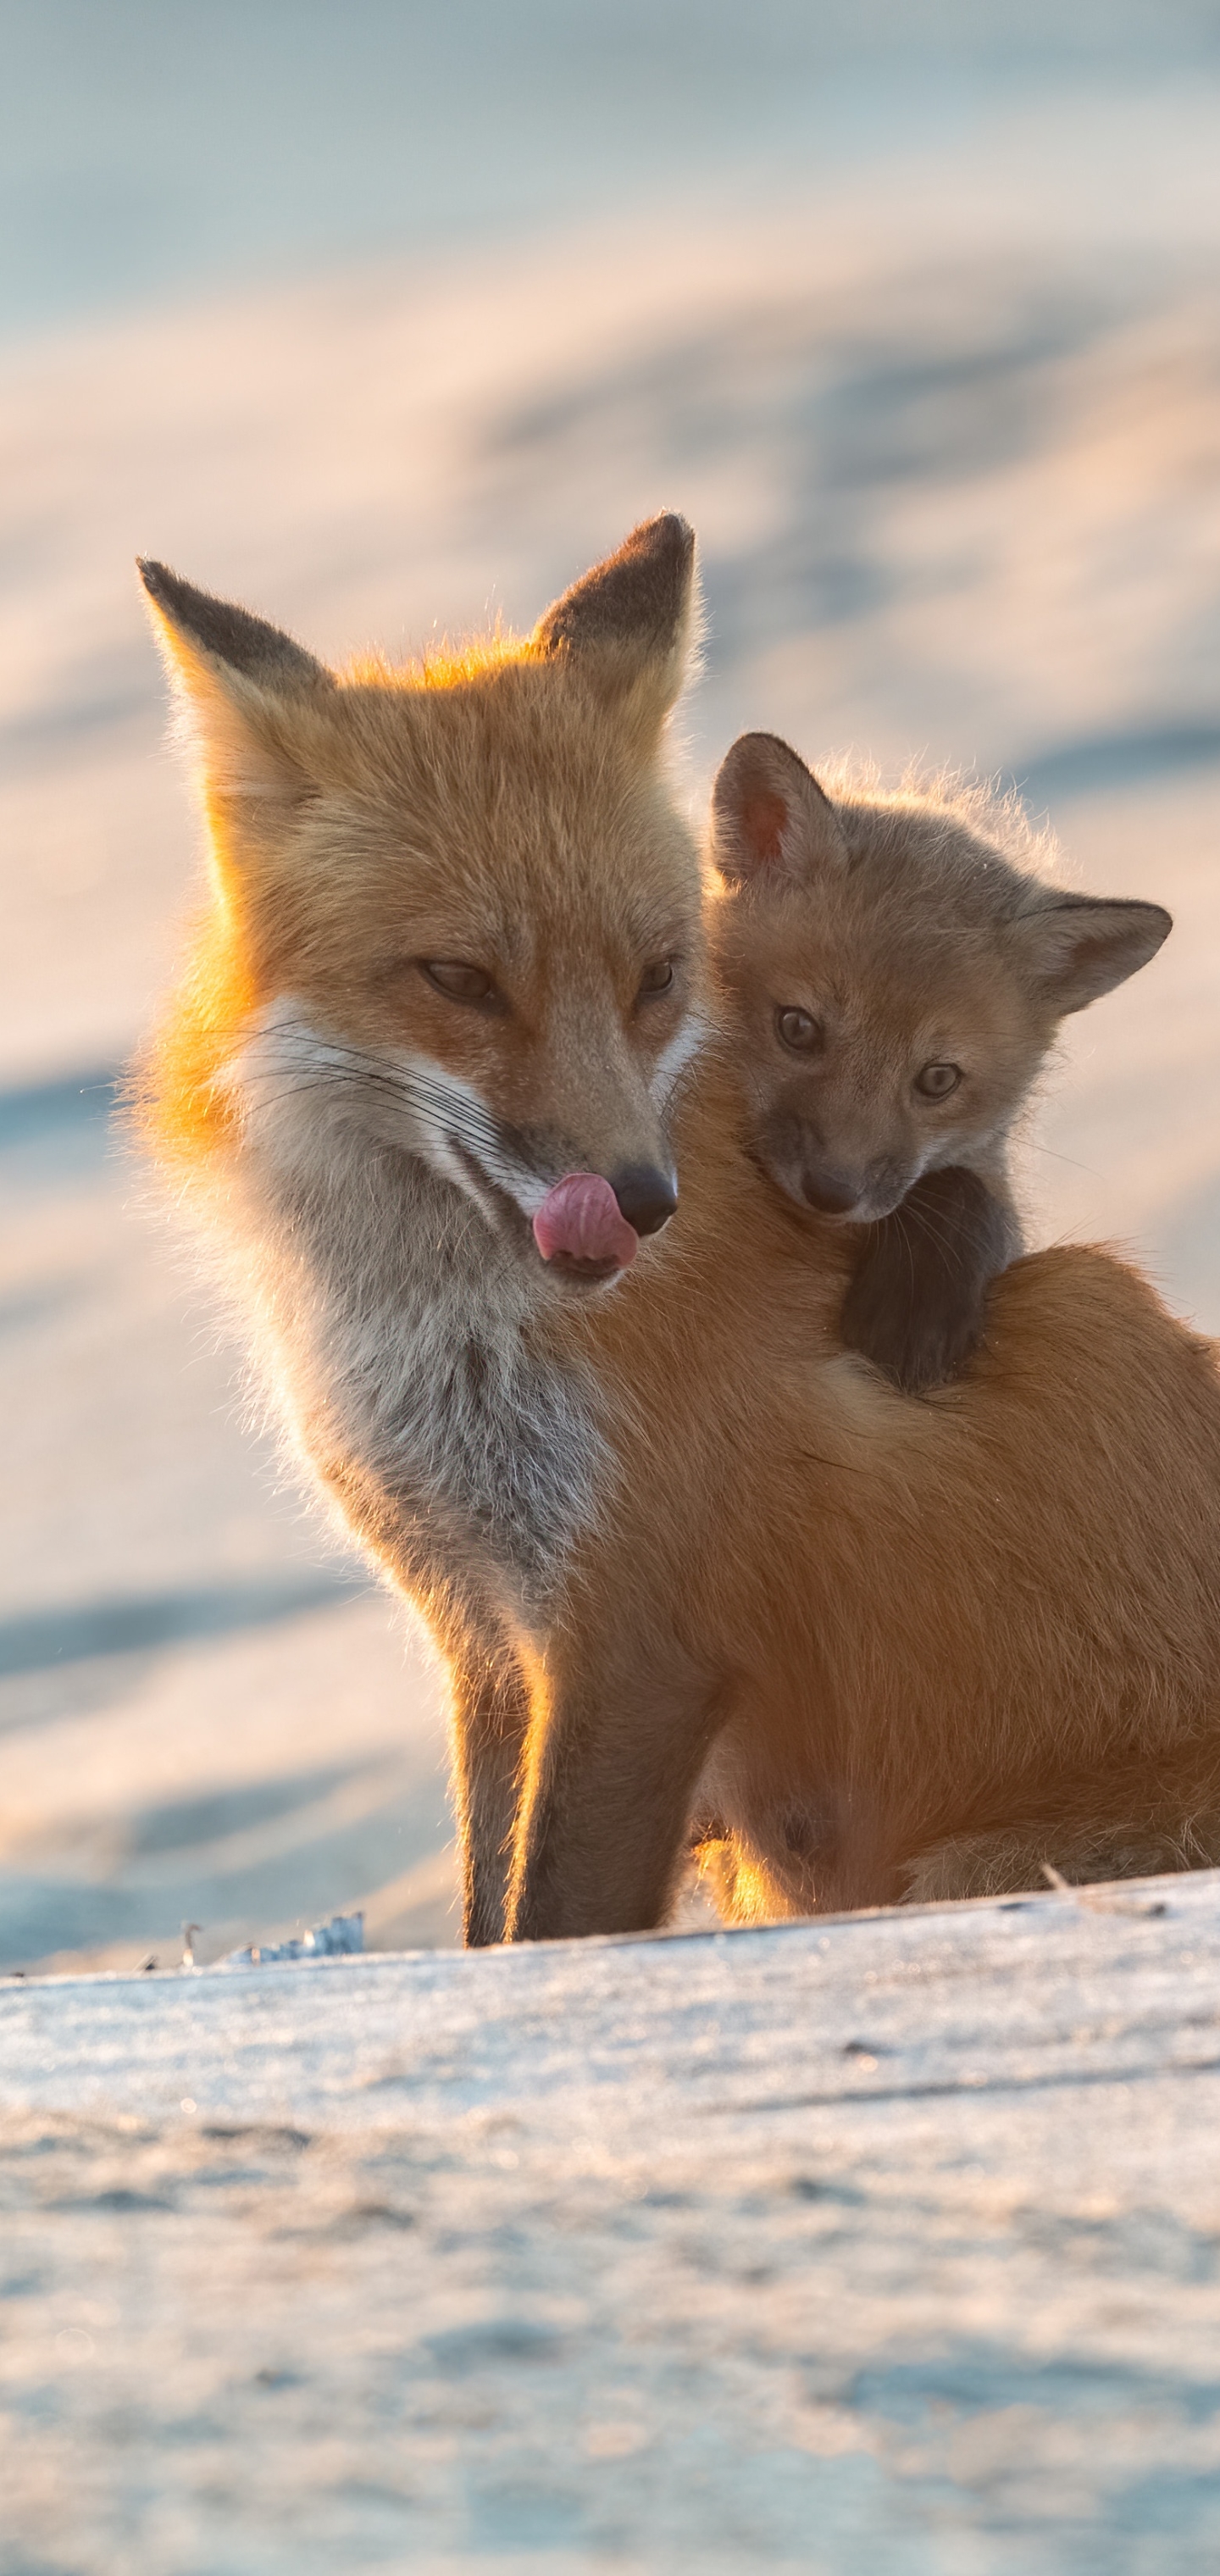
xmin=226 ymin=1005 xmax=550 ymax=1224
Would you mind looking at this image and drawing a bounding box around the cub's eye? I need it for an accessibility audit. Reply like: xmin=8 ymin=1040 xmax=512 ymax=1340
xmin=419 ymin=960 xmax=501 ymax=1008
xmin=914 ymin=1062 xmax=962 ymax=1100
xmin=775 ymin=1006 xmax=822 ymax=1054
xmin=637 ymin=957 xmax=677 ymax=1001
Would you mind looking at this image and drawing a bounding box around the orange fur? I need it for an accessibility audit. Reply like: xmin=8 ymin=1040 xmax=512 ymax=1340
xmin=529 ymin=1070 xmax=1220 ymax=1925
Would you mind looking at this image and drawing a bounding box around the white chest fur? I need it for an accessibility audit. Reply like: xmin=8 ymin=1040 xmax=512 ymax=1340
xmin=221 ymin=1012 xmax=609 ymax=1603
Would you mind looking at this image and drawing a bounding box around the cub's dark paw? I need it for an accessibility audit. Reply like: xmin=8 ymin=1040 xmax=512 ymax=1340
xmin=843 ymin=1270 xmax=986 ymax=1394
xmin=840 ymin=1167 xmax=1017 ymax=1396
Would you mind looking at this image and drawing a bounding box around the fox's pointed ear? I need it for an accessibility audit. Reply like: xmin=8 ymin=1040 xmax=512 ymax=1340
xmin=137 ymin=559 xmax=335 ymax=818
xmin=710 ymin=732 xmax=847 ymax=885
xmin=1015 ymin=891 xmax=1172 ymax=1014
xmin=534 ymin=514 xmax=696 ymax=733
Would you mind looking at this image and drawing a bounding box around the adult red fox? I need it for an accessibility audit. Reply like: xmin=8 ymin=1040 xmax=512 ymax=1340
xmin=137 ymin=517 xmax=1220 ymax=1941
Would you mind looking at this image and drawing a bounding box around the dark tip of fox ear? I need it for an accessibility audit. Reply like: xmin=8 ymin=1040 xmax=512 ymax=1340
xmin=536 ymin=513 xmax=695 ymax=672
xmin=711 ymin=731 xmax=846 ymax=883
xmin=137 ymin=558 xmax=330 ymax=694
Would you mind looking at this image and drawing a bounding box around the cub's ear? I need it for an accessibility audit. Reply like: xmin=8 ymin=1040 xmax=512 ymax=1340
xmin=534 ymin=514 xmax=696 ymax=734
xmin=137 ymin=559 xmax=335 ymax=819
xmin=710 ymin=731 xmax=847 ymax=884
xmin=1015 ymin=892 xmax=1173 ymax=1014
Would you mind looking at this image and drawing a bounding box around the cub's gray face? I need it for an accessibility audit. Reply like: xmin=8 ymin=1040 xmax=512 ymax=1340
xmin=707 ymin=728 xmax=1172 ymax=1230
xmin=746 ymin=996 xmax=1008 ymax=1222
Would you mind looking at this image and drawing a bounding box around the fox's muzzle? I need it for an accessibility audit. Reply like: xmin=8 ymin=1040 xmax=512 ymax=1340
xmin=533 ymin=1166 xmax=677 ymax=1282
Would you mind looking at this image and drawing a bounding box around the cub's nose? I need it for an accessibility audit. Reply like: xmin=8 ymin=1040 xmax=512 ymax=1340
xmin=611 ymin=1163 xmax=679 ymax=1238
xmin=801 ymin=1167 xmax=862 ymax=1216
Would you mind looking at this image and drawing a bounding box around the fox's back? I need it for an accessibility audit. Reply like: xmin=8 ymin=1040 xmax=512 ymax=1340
xmin=568 ymin=1082 xmax=1220 ymax=1818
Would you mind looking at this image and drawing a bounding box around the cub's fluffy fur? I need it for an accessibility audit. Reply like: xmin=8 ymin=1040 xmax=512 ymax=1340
xmin=137 ymin=519 xmax=1220 ymax=1940
xmin=709 ymin=730 xmax=1170 ymax=1393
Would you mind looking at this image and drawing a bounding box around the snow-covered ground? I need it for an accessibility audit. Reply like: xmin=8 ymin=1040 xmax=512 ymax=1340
xmin=3 ymin=88 xmax=1219 ymax=1971
xmin=3 ymin=1871 xmax=1220 ymax=2569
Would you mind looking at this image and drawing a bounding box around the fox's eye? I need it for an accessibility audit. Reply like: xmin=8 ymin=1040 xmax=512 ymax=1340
xmin=419 ymin=959 xmax=501 ymax=1009
xmin=637 ymin=958 xmax=677 ymax=1001
xmin=914 ymin=1062 xmax=962 ymax=1100
xmin=776 ymin=1006 xmax=822 ymax=1054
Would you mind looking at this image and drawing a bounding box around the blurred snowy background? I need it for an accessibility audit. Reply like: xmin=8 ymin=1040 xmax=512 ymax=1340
xmin=3 ymin=0 xmax=1219 ymax=1972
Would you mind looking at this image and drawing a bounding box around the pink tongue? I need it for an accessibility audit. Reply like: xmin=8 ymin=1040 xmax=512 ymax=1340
xmin=533 ymin=1173 xmax=639 ymax=1270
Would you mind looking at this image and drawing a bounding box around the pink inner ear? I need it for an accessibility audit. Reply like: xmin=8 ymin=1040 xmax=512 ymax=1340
xmin=741 ymin=788 xmax=788 ymax=864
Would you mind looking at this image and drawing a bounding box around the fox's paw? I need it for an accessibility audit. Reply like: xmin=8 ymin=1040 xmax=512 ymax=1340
xmin=840 ymin=1166 xmax=1017 ymax=1396
xmin=842 ymin=1284 xmax=984 ymax=1395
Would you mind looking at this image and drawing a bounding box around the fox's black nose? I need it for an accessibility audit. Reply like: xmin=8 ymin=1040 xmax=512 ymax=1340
xmin=611 ymin=1163 xmax=679 ymax=1238
xmin=801 ymin=1167 xmax=862 ymax=1216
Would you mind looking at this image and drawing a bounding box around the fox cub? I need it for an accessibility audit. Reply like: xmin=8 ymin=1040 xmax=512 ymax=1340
xmin=710 ymin=731 xmax=1171 ymax=1393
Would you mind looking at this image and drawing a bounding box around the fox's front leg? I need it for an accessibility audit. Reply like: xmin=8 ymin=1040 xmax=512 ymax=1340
xmin=840 ymin=1163 xmax=1020 ymax=1395
xmin=506 ymin=1620 xmax=723 ymax=1942
xmin=448 ymin=1641 xmax=532 ymax=1946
